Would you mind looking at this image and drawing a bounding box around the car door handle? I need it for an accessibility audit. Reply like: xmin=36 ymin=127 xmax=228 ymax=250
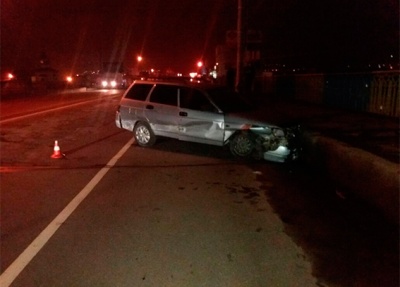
xmin=179 ymin=111 xmax=188 ymax=117
xmin=146 ymin=105 xmax=154 ymax=110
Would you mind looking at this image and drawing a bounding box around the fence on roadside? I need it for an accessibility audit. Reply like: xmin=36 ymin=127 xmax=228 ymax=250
xmin=369 ymin=72 xmax=399 ymax=117
xmin=256 ymin=71 xmax=399 ymax=117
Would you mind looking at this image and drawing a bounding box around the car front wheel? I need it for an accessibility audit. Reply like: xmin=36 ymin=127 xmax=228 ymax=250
xmin=229 ymin=132 xmax=254 ymax=158
xmin=134 ymin=122 xmax=156 ymax=147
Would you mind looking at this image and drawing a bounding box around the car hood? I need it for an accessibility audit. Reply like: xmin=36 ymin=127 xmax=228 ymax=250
xmin=224 ymin=111 xmax=281 ymax=129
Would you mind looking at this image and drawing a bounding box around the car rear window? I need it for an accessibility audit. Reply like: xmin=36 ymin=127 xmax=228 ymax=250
xmin=125 ymin=83 xmax=153 ymax=100
xmin=149 ymin=85 xmax=178 ymax=106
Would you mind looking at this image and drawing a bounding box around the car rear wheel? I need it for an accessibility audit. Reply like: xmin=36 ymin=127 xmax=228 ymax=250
xmin=229 ymin=132 xmax=254 ymax=158
xmin=134 ymin=122 xmax=156 ymax=147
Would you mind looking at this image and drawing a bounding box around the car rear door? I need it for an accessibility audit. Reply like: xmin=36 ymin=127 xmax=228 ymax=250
xmin=178 ymin=87 xmax=225 ymax=146
xmin=118 ymin=83 xmax=153 ymax=131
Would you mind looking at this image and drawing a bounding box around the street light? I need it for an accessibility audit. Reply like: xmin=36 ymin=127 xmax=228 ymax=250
xmin=136 ymin=56 xmax=143 ymax=76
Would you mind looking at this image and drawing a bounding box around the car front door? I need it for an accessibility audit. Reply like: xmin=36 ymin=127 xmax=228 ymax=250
xmin=145 ymin=84 xmax=180 ymax=138
xmin=178 ymin=87 xmax=225 ymax=146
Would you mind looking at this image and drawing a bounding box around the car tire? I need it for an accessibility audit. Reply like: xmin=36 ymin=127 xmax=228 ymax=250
xmin=229 ymin=132 xmax=255 ymax=158
xmin=134 ymin=122 xmax=156 ymax=147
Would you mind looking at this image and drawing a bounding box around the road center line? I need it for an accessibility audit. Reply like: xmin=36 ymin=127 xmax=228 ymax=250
xmin=0 ymin=99 xmax=99 ymax=124
xmin=0 ymin=93 xmax=121 ymax=124
xmin=0 ymin=138 xmax=134 ymax=287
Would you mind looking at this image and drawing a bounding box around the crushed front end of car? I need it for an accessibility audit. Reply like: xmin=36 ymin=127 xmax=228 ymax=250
xmin=234 ymin=124 xmax=302 ymax=163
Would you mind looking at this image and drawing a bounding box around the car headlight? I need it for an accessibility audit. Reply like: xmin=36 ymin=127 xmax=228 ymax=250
xmin=101 ymin=80 xmax=108 ymax=87
xmin=111 ymin=80 xmax=117 ymax=87
xmin=248 ymin=125 xmax=272 ymax=134
xmin=272 ymin=128 xmax=285 ymax=137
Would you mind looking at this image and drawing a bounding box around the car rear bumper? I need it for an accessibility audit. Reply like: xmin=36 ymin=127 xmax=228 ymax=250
xmin=115 ymin=111 xmax=122 ymax=128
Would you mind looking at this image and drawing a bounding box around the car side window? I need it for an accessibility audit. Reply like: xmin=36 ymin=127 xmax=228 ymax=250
xmin=149 ymin=85 xmax=178 ymax=106
xmin=125 ymin=83 xmax=153 ymax=100
xmin=180 ymin=88 xmax=216 ymax=112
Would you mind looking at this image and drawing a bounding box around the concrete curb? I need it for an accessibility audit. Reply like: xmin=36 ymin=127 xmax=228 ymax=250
xmin=301 ymin=131 xmax=399 ymax=225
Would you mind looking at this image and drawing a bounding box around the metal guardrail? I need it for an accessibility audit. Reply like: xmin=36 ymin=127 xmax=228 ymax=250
xmin=256 ymin=71 xmax=400 ymax=117
xmin=369 ymin=72 xmax=399 ymax=117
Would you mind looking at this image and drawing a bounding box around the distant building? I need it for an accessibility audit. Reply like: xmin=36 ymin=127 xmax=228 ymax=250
xmin=31 ymin=52 xmax=59 ymax=86
xmin=216 ymin=30 xmax=262 ymax=74
xmin=31 ymin=67 xmax=58 ymax=83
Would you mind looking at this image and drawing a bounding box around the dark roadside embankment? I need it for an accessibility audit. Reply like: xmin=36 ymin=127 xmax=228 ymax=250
xmin=257 ymin=98 xmax=399 ymax=225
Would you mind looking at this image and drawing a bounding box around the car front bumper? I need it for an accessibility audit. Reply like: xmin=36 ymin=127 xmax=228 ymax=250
xmin=263 ymin=146 xmax=290 ymax=163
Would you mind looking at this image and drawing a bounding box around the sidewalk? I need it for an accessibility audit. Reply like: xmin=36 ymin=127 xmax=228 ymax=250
xmin=259 ymin=98 xmax=399 ymax=225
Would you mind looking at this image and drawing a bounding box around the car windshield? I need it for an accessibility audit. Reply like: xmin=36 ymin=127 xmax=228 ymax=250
xmin=205 ymin=87 xmax=253 ymax=113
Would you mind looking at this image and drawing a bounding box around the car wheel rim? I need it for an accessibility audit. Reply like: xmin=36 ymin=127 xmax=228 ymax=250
xmin=136 ymin=126 xmax=150 ymax=144
xmin=233 ymin=135 xmax=253 ymax=156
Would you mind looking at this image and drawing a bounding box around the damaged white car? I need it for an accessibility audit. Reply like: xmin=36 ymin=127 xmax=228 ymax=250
xmin=115 ymin=80 xmax=300 ymax=163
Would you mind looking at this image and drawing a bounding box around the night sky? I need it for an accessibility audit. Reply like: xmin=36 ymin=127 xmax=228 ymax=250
xmin=1 ymin=0 xmax=398 ymax=76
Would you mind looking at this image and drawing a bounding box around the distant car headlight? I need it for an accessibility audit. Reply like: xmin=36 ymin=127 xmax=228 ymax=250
xmin=110 ymin=80 xmax=117 ymax=87
xmin=101 ymin=80 xmax=108 ymax=87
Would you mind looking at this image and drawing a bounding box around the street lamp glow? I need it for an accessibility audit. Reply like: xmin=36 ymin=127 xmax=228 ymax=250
xmin=197 ymin=61 xmax=203 ymax=68
xmin=137 ymin=56 xmax=143 ymax=62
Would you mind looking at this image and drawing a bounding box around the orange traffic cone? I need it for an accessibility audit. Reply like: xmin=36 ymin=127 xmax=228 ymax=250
xmin=51 ymin=140 xmax=64 ymax=159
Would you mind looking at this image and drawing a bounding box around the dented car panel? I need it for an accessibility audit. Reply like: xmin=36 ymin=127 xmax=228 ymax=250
xmin=223 ymin=113 xmax=297 ymax=162
xmin=178 ymin=109 xmax=225 ymax=145
xmin=115 ymin=80 xmax=300 ymax=163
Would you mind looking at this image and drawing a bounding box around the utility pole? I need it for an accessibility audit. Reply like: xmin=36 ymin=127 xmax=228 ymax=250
xmin=235 ymin=0 xmax=242 ymax=92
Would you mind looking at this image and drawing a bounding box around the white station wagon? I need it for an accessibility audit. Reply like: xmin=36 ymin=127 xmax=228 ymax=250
xmin=115 ymin=80 xmax=300 ymax=163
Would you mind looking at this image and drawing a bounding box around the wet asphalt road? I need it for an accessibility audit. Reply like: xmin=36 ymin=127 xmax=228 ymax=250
xmin=1 ymin=89 xmax=398 ymax=286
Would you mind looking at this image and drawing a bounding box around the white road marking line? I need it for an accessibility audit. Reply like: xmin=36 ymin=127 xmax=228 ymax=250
xmin=0 ymin=93 xmax=121 ymax=124
xmin=0 ymin=138 xmax=134 ymax=287
xmin=0 ymin=99 xmax=99 ymax=124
